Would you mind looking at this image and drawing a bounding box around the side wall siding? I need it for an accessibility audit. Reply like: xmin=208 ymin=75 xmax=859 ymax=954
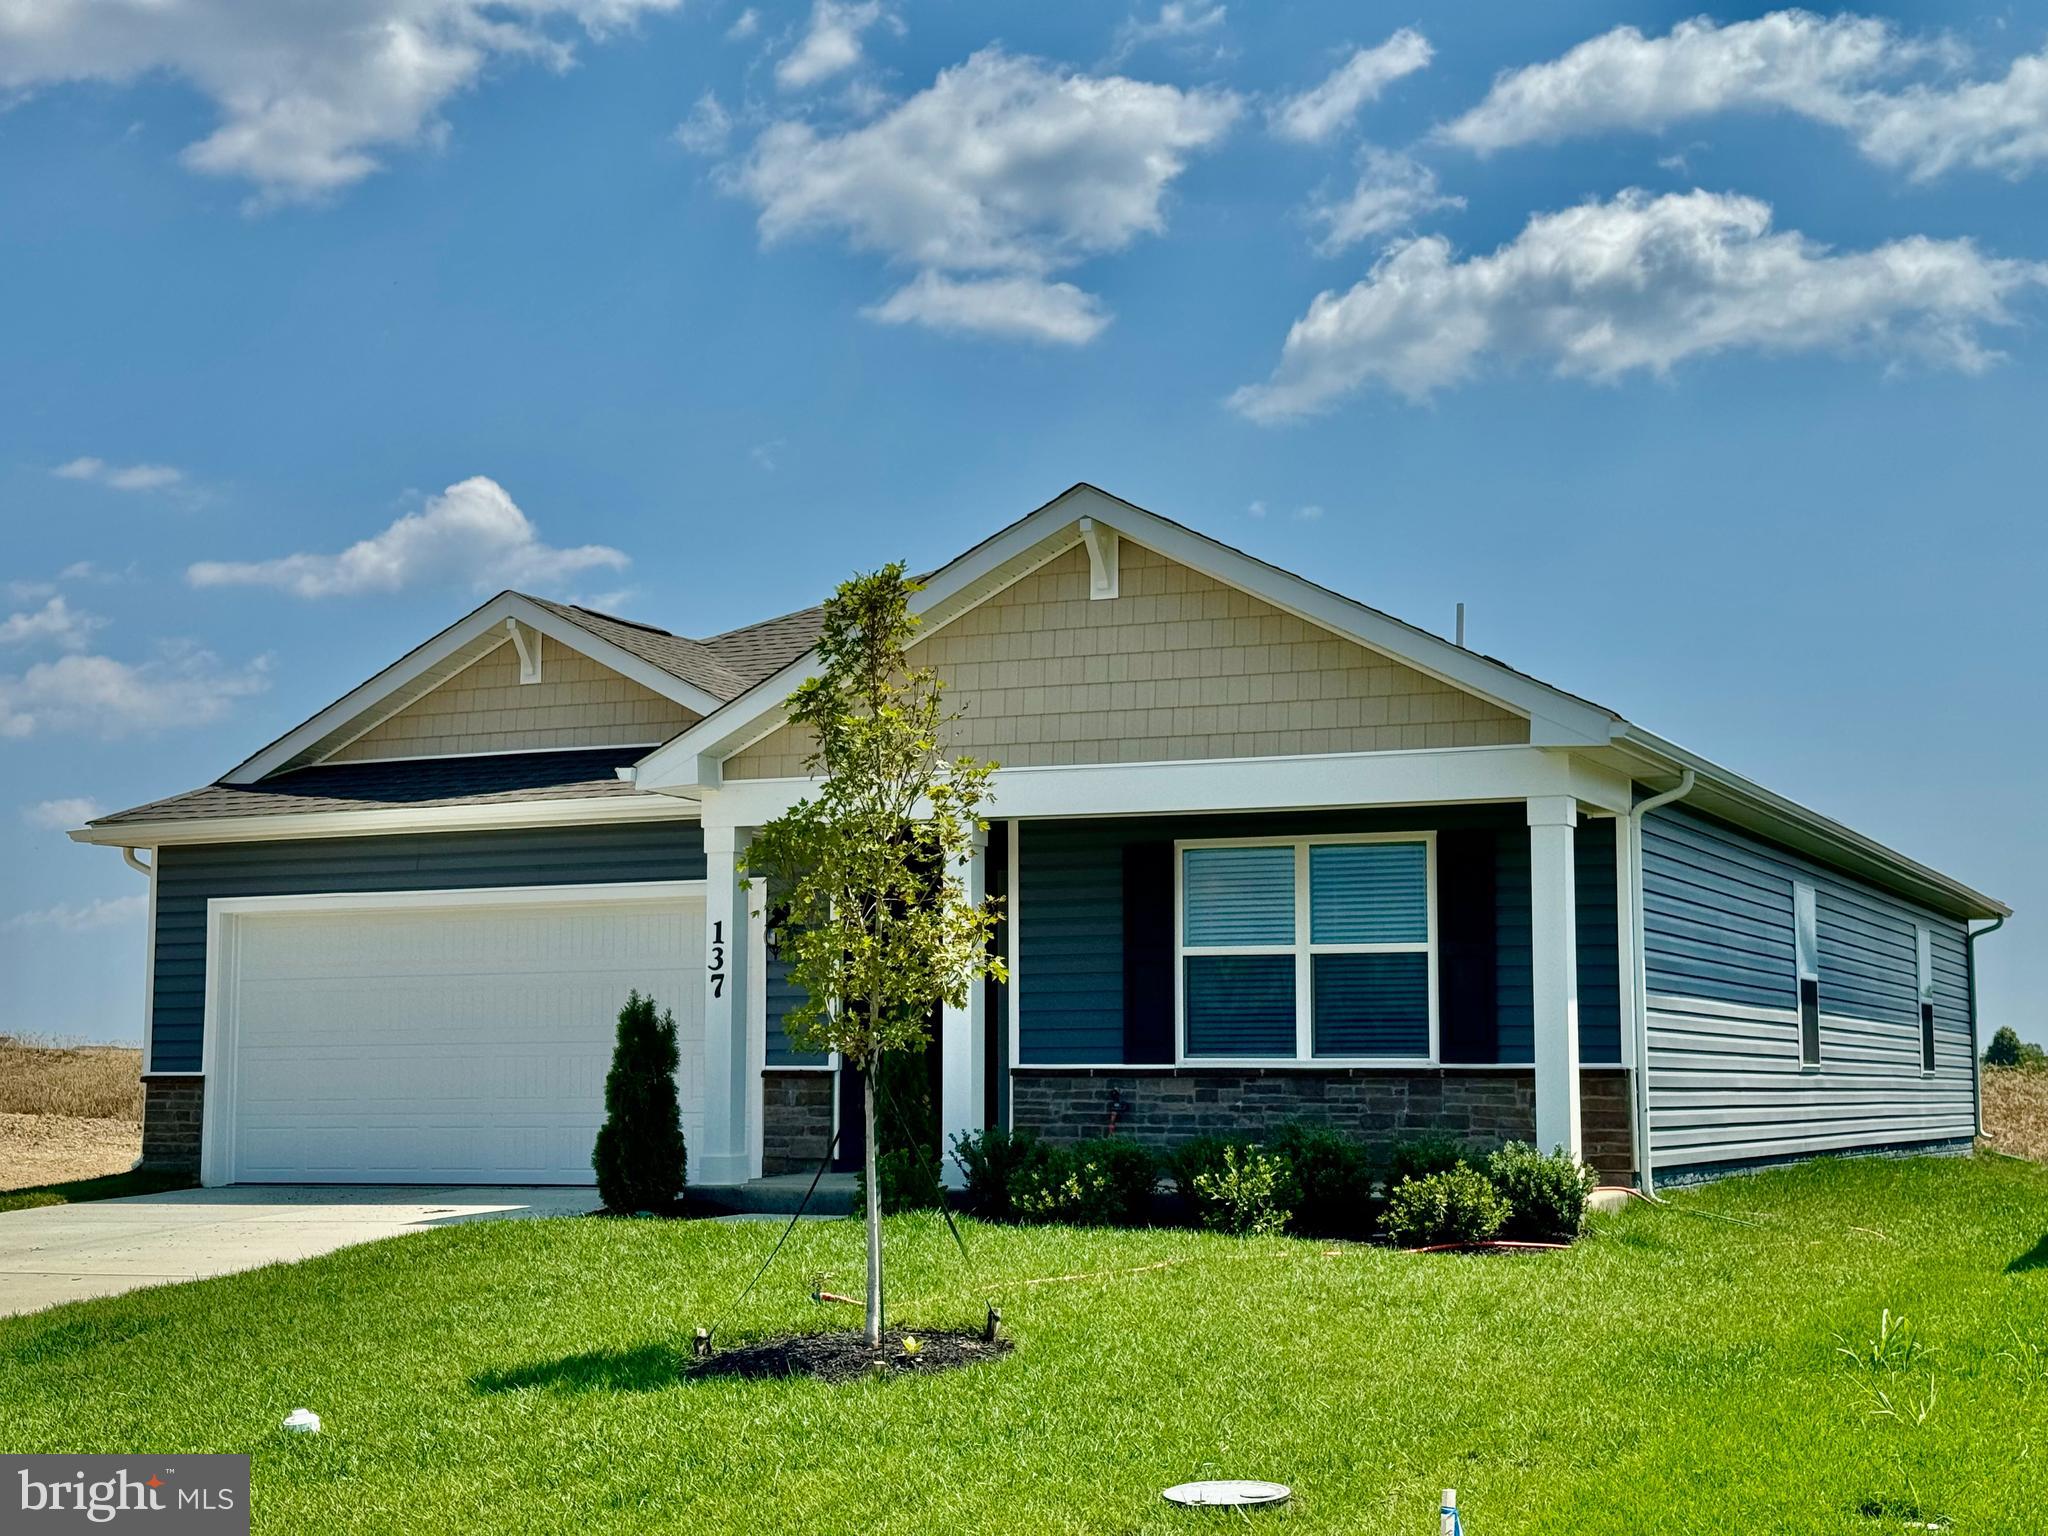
xmin=1642 ymin=805 xmax=1974 ymax=1171
xmin=149 ymin=822 xmax=707 ymax=1073
xmin=1015 ymin=808 xmax=1624 ymax=1068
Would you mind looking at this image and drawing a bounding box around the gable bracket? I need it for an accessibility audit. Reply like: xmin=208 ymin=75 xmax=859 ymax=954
xmin=505 ymin=618 xmax=542 ymax=685
xmin=1078 ymin=517 xmax=1119 ymax=600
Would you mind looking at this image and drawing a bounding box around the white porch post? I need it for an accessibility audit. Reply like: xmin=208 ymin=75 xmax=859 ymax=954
xmin=938 ymin=824 xmax=989 ymax=1189
xmin=700 ymin=824 xmax=755 ymax=1186
xmin=1527 ymin=795 xmax=1583 ymax=1161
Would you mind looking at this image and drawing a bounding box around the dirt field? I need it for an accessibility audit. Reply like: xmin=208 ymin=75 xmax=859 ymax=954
xmin=1983 ymin=1064 xmax=2048 ymax=1163
xmin=0 ymin=1036 xmax=143 ymax=1191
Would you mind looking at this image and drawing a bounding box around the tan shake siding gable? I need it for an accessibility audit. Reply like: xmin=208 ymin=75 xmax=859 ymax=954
xmin=725 ymin=540 xmax=1527 ymax=778
xmin=330 ymin=640 xmax=697 ymax=762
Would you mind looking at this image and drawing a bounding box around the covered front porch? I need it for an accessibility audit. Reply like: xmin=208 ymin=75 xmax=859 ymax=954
xmin=685 ymin=742 xmax=1646 ymax=1188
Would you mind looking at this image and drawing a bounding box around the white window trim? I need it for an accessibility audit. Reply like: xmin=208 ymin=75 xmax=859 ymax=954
xmin=1915 ymin=923 xmax=1937 ymax=1077
xmin=1793 ymin=880 xmax=1821 ymax=1072
xmin=1173 ymin=832 xmax=1438 ymax=1068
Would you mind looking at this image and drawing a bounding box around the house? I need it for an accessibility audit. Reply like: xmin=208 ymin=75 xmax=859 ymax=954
xmin=72 ymin=484 xmax=2009 ymax=1194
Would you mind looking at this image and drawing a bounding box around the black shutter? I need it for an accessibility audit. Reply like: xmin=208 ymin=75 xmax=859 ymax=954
xmin=1123 ymin=840 xmax=1175 ymax=1063
xmin=1436 ymin=828 xmax=1499 ymax=1063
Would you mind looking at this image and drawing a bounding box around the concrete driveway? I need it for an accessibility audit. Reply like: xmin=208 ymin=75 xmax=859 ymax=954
xmin=0 ymin=1185 xmax=596 ymax=1318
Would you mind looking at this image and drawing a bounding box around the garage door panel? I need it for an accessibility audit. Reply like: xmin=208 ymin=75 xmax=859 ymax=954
xmin=224 ymin=892 xmax=702 ymax=1185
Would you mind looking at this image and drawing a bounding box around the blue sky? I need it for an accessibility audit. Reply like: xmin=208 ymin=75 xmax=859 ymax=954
xmin=1 ymin=1 xmax=2043 ymax=1045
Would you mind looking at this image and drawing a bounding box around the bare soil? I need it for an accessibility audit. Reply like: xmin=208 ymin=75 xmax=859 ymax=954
xmin=689 ymin=1327 xmax=1013 ymax=1383
xmin=0 ymin=1036 xmax=143 ymax=1190
xmin=1982 ymin=1065 xmax=2048 ymax=1163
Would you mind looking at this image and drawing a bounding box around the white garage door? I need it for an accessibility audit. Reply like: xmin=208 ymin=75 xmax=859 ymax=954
xmin=217 ymin=887 xmax=703 ymax=1184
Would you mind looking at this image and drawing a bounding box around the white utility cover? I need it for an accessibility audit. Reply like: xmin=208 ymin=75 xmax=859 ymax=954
xmin=222 ymin=892 xmax=702 ymax=1184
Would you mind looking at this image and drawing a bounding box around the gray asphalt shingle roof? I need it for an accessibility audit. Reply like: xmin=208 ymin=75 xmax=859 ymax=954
xmin=91 ymin=747 xmax=645 ymax=826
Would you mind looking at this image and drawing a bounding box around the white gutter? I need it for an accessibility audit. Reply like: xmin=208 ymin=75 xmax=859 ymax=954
xmin=1627 ymin=767 xmax=1695 ymax=1195
xmin=1968 ymin=915 xmax=2007 ymax=1139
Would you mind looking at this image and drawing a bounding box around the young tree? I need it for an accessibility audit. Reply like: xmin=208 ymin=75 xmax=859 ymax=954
xmin=592 ymin=990 xmax=687 ymax=1212
xmin=746 ymin=563 xmax=1005 ymax=1346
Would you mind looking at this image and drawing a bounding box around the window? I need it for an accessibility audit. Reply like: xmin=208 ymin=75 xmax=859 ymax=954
xmin=1916 ymin=925 xmax=1936 ymax=1075
xmin=1793 ymin=881 xmax=1821 ymax=1068
xmin=1178 ymin=836 xmax=1434 ymax=1061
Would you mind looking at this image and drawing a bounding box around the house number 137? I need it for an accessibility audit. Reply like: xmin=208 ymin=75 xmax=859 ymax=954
xmin=708 ymin=920 xmax=726 ymax=999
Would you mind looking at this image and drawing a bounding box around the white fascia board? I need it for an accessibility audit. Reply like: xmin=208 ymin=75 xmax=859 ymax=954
xmin=1612 ymin=724 xmax=2009 ymax=921
xmin=69 ymin=793 xmax=699 ymax=849
xmin=222 ymin=593 xmax=729 ymax=786
xmin=633 ymin=484 xmax=1617 ymax=795
xmin=697 ymin=745 xmax=1628 ymax=829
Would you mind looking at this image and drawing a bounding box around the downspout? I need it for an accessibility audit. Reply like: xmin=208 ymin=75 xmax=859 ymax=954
xmin=1967 ymin=914 xmax=2006 ymax=1140
xmin=122 ymin=846 xmax=151 ymax=877
xmin=1627 ymin=768 xmax=1695 ymax=1196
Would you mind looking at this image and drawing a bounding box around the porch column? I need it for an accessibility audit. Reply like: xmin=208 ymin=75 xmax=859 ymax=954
xmin=1527 ymin=796 xmax=1583 ymax=1160
xmin=938 ymin=824 xmax=989 ymax=1188
xmin=700 ymin=824 xmax=755 ymax=1187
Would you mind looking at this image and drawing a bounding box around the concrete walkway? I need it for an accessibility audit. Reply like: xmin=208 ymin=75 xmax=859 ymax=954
xmin=0 ymin=1185 xmax=596 ymax=1318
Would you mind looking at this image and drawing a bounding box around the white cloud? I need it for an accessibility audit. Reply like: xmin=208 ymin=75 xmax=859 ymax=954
xmin=6 ymin=895 xmax=147 ymax=933
xmin=865 ymin=272 xmax=1111 ymax=345
xmin=674 ymin=91 xmax=732 ymax=155
xmin=776 ymin=0 xmax=888 ymax=92
xmin=0 ymin=0 xmax=682 ymax=205
xmin=0 ymin=597 xmax=108 ymax=651
xmin=1306 ymin=146 xmax=1462 ymax=255
xmin=734 ymin=48 xmax=1238 ymax=339
xmin=1855 ymin=47 xmax=2048 ymax=180
xmin=1294 ymin=504 xmax=1324 ymax=521
xmin=1109 ymin=3 xmax=1226 ymax=66
xmin=5 ymin=581 xmax=56 ymax=605
xmin=0 ymin=643 xmax=272 ymax=740
xmin=1230 ymin=189 xmax=2046 ymax=421
xmin=52 ymin=457 xmax=184 ymax=492
xmin=1247 ymin=499 xmax=1268 ymax=518
xmin=1442 ymin=11 xmax=2048 ymax=181
xmin=186 ymin=476 xmax=628 ymax=598
xmin=1270 ymin=30 xmax=1432 ymax=145
xmin=22 ymin=797 xmax=103 ymax=830
xmin=727 ymin=7 xmax=760 ymax=41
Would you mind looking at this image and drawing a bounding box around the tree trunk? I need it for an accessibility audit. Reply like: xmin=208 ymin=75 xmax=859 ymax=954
xmin=863 ymin=1066 xmax=883 ymax=1348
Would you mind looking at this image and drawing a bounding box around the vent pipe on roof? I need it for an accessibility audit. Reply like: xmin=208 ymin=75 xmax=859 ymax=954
xmin=1455 ymin=603 xmax=1465 ymax=648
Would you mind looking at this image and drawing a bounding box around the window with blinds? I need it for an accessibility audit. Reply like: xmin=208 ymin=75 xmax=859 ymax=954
xmin=1178 ymin=836 xmax=1434 ymax=1061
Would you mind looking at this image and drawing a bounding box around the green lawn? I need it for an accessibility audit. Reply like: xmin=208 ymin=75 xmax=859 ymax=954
xmin=3 ymin=1156 xmax=2046 ymax=1534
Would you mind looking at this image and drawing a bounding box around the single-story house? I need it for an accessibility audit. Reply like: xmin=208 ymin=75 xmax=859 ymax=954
xmin=73 ymin=484 xmax=2010 ymax=1193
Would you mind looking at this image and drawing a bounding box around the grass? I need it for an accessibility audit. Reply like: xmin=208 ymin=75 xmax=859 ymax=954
xmin=2 ymin=1154 xmax=2045 ymax=1533
xmin=0 ymin=1167 xmax=196 ymax=1215
xmin=1984 ymin=1063 xmax=2048 ymax=1162
xmin=0 ymin=1035 xmax=142 ymax=1119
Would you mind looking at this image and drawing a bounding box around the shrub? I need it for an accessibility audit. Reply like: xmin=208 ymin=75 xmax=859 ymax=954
xmin=950 ymin=1126 xmax=1049 ymax=1222
xmin=1167 ymin=1135 xmax=1257 ymax=1198
xmin=592 ymin=991 xmax=687 ymax=1213
xmin=1381 ymin=1164 xmax=1508 ymax=1247
xmin=1487 ymin=1141 xmax=1598 ymax=1242
xmin=1009 ymin=1138 xmax=1158 ymax=1226
xmin=1267 ymin=1122 xmax=1376 ymax=1238
xmin=1191 ymin=1145 xmax=1293 ymax=1237
xmin=1385 ymin=1132 xmax=1472 ymax=1186
xmin=1985 ymin=1026 xmax=2047 ymax=1069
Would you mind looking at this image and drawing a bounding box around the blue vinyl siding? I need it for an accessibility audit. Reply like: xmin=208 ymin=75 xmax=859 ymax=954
xmin=1016 ymin=820 xmax=1127 ymax=1064
xmin=148 ymin=821 xmax=705 ymax=1073
xmin=1017 ymin=807 xmax=1621 ymax=1066
xmin=1575 ymin=817 xmax=1622 ymax=1063
xmin=1641 ymin=803 xmax=1976 ymax=1172
xmin=1493 ymin=832 xmax=1533 ymax=1062
xmin=761 ymin=876 xmax=828 ymax=1068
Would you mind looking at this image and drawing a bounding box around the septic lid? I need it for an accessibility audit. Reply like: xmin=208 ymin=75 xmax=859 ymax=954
xmin=1162 ymin=1480 xmax=1291 ymax=1508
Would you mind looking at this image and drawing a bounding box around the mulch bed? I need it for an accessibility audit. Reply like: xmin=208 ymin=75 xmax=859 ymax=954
xmin=688 ymin=1327 xmax=1013 ymax=1384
